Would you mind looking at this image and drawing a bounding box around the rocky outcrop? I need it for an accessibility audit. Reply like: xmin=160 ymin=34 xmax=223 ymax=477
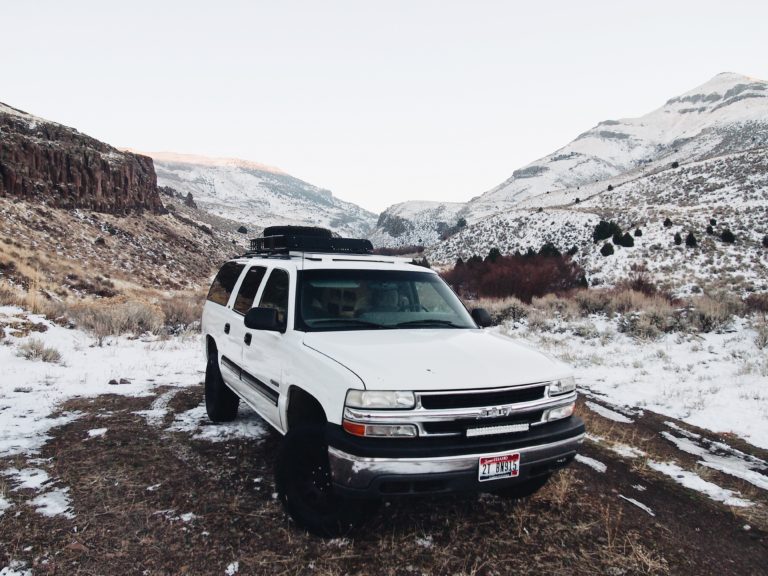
xmin=0 ymin=102 xmax=163 ymax=214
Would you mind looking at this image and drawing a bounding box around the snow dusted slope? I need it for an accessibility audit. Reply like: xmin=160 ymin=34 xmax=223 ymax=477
xmin=149 ymin=152 xmax=377 ymax=237
xmin=428 ymin=147 xmax=768 ymax=292
xmin=369 ymin=200 xmax=466 ymax=247
xmin=474 ymin=72 xmax=768 ymax=213
xmin=373 ymin=73 xmax=768 ymax=252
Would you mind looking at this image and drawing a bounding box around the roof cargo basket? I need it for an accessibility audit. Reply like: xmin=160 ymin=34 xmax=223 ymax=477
xmin=262 ymin=226 xmax=332 ymax=239
xmin=248 ymin=226 xmax=373 ymax=255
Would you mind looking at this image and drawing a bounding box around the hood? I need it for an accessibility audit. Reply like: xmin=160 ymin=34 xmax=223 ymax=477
xmin=302 ymin=329 xmax=571 ymax=391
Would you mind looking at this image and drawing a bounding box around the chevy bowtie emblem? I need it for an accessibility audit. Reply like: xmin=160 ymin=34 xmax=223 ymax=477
xmin=478 ymin=406 xmax=510 ymax=418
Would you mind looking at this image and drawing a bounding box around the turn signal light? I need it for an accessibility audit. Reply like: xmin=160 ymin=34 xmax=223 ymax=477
xmin=342 ymin=419 xmax=417 ymax=438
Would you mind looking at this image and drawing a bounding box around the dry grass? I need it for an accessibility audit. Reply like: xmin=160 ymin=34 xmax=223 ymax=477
xmin=464 ymin=296 xmax=531 ymax=323
xmin=531 ymin=293 xmax=580 ymax=321
xmin=15 ymin=337 xmax=62 ymax=363
xmin=754 ymin=320 xmax=768 ymax=350
xmin=158 ymin=292 xmax=205 ymax=333
xmin=483 ymin=286 xmax=752 ymax=338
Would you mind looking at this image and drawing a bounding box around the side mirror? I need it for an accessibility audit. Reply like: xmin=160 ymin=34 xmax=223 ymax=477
xmin=471 ymin=307 xmax=493 ymax=328
xmin=244 ymin=307 xmax=283 ymax=332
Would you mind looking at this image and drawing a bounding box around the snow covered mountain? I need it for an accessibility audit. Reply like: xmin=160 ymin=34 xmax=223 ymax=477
xmin=372 ymin=73 xmax=768 ymax=254
xmin=148 ymin=152 xmax=377 ymax=237
xmin=373 ymin=73 xmax=768 ymax=293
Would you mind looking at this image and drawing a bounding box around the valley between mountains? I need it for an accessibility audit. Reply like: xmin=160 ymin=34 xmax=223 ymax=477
xmin=1 ymin=72 xmax=767 ymax=574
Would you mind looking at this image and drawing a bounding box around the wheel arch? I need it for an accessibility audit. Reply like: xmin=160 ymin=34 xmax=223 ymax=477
xmin=285 ymin=385 xmax=327 ymax=431
xmin=205 ymin=334 xmax=217 ymax=359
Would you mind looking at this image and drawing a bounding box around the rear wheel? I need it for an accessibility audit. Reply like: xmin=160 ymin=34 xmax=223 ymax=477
xmin=204 ymin=352 xmax=239 ymax=422
xmin=276 ymin=427 xmax=379 ymax=537
xmin=494 ymin=473 xmax=551 ymax=499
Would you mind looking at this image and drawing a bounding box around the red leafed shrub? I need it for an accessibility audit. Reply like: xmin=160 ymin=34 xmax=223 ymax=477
xmin=442 ymin=253 xmax=586 ymax=303
xmin=373 ymin=245 xmax=424 ymax=256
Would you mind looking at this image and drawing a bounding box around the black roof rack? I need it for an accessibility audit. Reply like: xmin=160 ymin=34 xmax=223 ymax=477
xmin=246 ymin=226 xmax=373 ymax=256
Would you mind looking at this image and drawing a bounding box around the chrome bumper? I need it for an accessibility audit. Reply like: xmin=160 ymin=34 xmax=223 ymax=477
xmin=328 ymin=433 xmax=585 ymax=491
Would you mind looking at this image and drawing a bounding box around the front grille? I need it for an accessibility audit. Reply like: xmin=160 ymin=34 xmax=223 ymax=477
xmin=419 ymin=385 xmax=546 ymax=410
xmin=422 ymin=410 xmax=545 ymax=436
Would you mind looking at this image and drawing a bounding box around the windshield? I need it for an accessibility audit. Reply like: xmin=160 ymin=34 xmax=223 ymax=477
xmin=296 ymin=269 xmax=477 ymax=331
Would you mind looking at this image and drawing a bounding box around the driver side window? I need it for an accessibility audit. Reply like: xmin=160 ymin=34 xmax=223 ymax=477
xmin=258 ymin=269 xmax=290 ymax=326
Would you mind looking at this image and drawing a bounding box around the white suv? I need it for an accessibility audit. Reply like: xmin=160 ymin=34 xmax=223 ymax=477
xmin=201 ymin=227 xmax=584 ymax=536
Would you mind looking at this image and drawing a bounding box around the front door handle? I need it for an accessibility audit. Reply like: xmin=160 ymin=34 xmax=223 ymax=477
xmin=224 ymin=323 xmax=230 ymax=334
xmin=244 ymin=333 xmax=252 ymax=346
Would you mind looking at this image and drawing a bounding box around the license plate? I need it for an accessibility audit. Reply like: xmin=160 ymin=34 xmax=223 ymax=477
xmin=478 ymin=452 xmax=520 ymax=482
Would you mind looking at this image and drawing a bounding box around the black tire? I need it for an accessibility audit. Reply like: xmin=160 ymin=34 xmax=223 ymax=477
xmin=494 ymin=473 xmax=551 ymax=500
xmin=205 ymin=352 xmax=239 ymax=422
xmin=276 ymin=427 xmax=379 ymax=537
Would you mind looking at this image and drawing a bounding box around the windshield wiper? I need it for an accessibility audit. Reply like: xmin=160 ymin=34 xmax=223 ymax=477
xmin=394 ymin=319 xmax=464 ymax=328
xmin=309 ymin=318 xmax=389 ymax=329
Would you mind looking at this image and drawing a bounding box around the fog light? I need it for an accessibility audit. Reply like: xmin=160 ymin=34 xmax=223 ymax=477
xmin=342 ymin=420 xmax=417 ymax=438
xmin=545 ymin=402 xmax=575 ymax=422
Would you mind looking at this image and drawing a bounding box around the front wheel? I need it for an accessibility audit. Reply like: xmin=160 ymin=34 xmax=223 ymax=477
xmin=276 ymin=427 xmax=379 ymax=537
xmin=204 ymin=352 xmax=239 ymax=422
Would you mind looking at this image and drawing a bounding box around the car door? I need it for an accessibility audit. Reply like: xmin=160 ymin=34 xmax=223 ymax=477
xmin=240 ymin=266 xmax=291 ymax=430
xmin=203 ymin=261 xmax=246 ymax=388
xmin=222 ymin=264 xmax=267 ymax=394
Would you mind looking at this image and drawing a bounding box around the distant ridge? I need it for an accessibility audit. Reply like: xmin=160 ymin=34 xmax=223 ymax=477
xmin=130 ymin=150 xmax=285 ymax=175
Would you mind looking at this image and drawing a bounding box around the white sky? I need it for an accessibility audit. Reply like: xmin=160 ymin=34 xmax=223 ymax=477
xmin=2 ymin=0 xmax=767 ymax=213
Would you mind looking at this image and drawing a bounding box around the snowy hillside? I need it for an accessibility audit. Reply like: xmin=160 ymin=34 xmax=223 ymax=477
xmin=429 ymin=147 xmax=768 ymax=292
xmin=148 ymin=152 xmax=377 ymax=237
xmin=373 ymin=72 xmax=768 ymax=263
xmin=474 ymin=72 xmax=768 ymax=214
xmin=369 ymin=200 xmax=466 ymax=247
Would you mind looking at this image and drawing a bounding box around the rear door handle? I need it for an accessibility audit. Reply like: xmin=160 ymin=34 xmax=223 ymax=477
xmin=244 ymin=333 xmax=252 ymax=346
xmin=224 ymin=323 xmax=230 ymax=334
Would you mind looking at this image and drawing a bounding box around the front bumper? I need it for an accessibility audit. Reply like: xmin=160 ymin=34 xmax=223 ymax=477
xmin=327 ymin=416 xmax=585 ymax=497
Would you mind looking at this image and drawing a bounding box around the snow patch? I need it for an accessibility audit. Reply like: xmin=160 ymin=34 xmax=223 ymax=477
xmin=660 ymin=431 xmax=768 ymax=491
xmin=86 ymin=428 xmax=108 ymax=439
xmin=5 ymin=468 xmax=50 ymax=491
xmin=0 ymin=306 xmax=204 ymax=458
xmin=649 ymin=461 xmax=752 ymax=507
xmin=0 ymin=494 xmax=11 ymax=516
xmin=0 ymin=560 xmax=33 ymax=576
xmin=575 ymin=454 xmax=607 ymax=473
xmin=225 ymin=561 xmax=239 ymax=575
xmin=619 ymin=495 xmax=655 ymax=516
xmin=30 ymin=487 xmax=75 ymax=519
xmin=585 ymin=401 xmax=634 ymax=423
xmin=135 ymin=388 xmax=183 ymax=427
xmin=166 ymin=403 xmax=267 ymax=442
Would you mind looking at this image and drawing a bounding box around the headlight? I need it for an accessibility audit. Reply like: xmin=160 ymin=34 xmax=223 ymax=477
xmin=345 ymin=390 xmax=416 ymax=410
xmin=549 ymin=377 xmax=576 ymax=396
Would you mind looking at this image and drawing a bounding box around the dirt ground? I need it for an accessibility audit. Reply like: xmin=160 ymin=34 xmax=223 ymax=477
xmin=1 ymin=387 xmax=766 ymax=576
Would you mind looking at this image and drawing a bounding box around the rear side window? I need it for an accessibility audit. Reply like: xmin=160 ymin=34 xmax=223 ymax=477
xmin=258 ymin=269 xmax=290 ymax=326
xmin=232 ymin=266 xmax=267 ymax=315
xmin=207 ymin=262 xmax=246 ymax=306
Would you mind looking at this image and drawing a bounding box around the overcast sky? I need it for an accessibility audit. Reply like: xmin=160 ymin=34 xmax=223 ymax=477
xmin=2 ymin=1 xmax=767 ymax=213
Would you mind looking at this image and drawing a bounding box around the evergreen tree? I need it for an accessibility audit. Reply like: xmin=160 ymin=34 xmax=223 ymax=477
xmin=485 ymin=248 xmax=502 ymax=263
xmin=538 ymin=242 xmax=561 ymax=257
xmin=600 ymin=243 xmax=614 ymax=257
xmin=674 ymin=232 xmax=682 ymax=245
xmin=685 ymin=232 xmax=697 ymax=247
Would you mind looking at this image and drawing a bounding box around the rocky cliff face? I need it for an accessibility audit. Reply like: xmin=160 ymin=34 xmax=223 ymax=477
xmin=0 ymin=102 xmax=163 ymax=214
